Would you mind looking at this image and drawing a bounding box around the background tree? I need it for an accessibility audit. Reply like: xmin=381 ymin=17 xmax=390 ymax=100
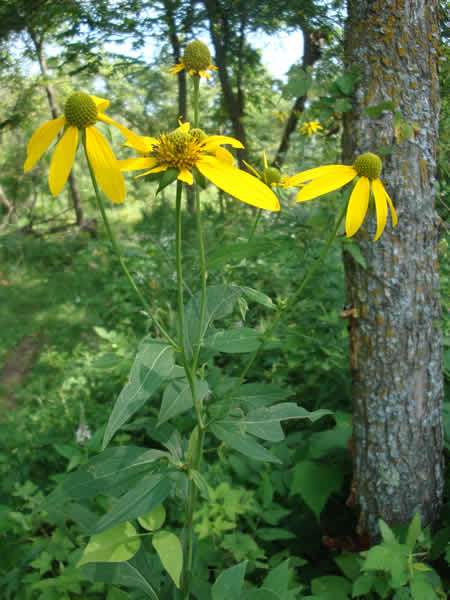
xmin=343 ymin=0 xmax=444 ymax=537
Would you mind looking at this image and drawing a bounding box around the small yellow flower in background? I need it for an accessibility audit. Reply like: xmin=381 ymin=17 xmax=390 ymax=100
xmin=285 ymin=152 xmax=398 ymax=240
xmin=299 ymin=121 xmax=323 ymax=136
xmin=169 ymin=40 xmax=218 ymax=79
xmin=120 ymin=122 xmax=280 ymax=212
xmin=23 ymin=92 xmax=137 ymax=204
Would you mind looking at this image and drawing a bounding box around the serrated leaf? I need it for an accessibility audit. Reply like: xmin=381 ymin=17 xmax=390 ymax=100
xmin=406 ymin=513 xmax=422 ymax=550
xmin=94 ymin=473 xmax=172 ymax=534
xmin=78 ymin=522 xmax=140 ymax=566
xmin=137 ymin=505 xmax=166 ymax=531
xmin=311 ymin=576 xmax=351 ymax=600
xmin=184 ymin=285 xmax=243 ymax=358
xmin=290 ymin=460 xmax=343 ymax=518
xmin=158 ymin=378 xmax=209 ymax=425
xmin=352 ymin=573 xmax=375 ymax=597
xmin=152 ymin=530 xmax=183 ymax=588
xmin=205 ymin=328 xmax=261 ymax=353
xmin=103 ymin=338 xmax=175 ymax=448
xmin=341 ymin=239 xmax=367 ymax=268
xmin=211 ymin=421 xmax=281 ymax=464
xmin=212 ymin=561 xmax=247 ymax=600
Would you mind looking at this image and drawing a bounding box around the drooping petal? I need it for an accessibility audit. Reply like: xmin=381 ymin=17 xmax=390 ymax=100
xmin=382 ymin=183 xmax=398 ymax=227
xmin=85 ymin=126 xmax=125 ymax=204
xmin=202 ymin=135 xmax=244 ymax=152
xmin=196 ymin=155 xmax=280 ymax=212
xmin=97 ymin=113 xmax=141 ymax=143
xmin=91 ymin=95 xmax=110 ymax=113
xmin=118 ymin=157 xmax=159 ymax=172
xmin=286 ymin=165 xmax=355 ymax=187
xmin=135 ymin=165 xmax=167 ymax=179
xmin=372 ymin=178 xmax=388 ymax=240
xmin=178 ymin=168 xmax=194 ymax=185
xmin=48 ymin=126 xmax=79 ymax=196
xmin=169 ymin=63 xmax=185 ymax=74
xmin=345 ymin=176 xmax=370 ymax=237
xmin=295 ymin=168 xmax=356 ymax=202
xmin=24 ymin=116 xmax=66 ymax=172
xmin=215 ymin=147 xmax=234 ymax=165
xmin=124 ymin=135 xmax=158 ymax=154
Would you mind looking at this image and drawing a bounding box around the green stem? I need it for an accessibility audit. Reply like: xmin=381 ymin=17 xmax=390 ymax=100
xmin=248 ymin=208 xmax=262 ymax=242
xmin=192 ymin=76 xmax=200 ymax=128
xmin=192 ymin=187 xmax=207 ymax=376
xmin=235 ymin=200 xmax=348 ymax=387
xmin=82 ymin=134 xmax=176 ymax=348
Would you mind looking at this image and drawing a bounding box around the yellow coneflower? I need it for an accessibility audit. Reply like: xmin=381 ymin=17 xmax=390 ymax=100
xmin=299 ymin=121 xmax=323 ymax=136
xmin=120 ymin=122 xmax=280 ymax=212
xmin=169 ymin=40 xmax=218 ymax=79
xmin=285 ymin=152 xmax=398 ymax=240
xmin=23 ymin=92 xmax=137 ymax=203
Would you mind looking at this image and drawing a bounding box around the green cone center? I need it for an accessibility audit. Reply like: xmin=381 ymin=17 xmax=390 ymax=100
xmin=353 ymin=152 xmax=382 ymax=180
xmin=264 ymin=166 xmax=281 ymax=185
xmin=183 ymin=40 xmax=211 ymax=72
xmin=64 ymin=92 xmax=97 ymax=129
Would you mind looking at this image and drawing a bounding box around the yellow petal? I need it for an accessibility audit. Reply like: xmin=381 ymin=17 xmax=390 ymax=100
xmin=48 ymin=126 xmax=79 ymax=196
xmin=202 ymin=135 xmax=244 ymax=151
xmin=295 ymin=168 xmax=356 ymax=202
xmin=85 ymin=126 xmax=125 ymax=204
xmin=382 ymin=183 xmax=398 ymax=227
xmin=215 ymin=147 xmax=234 ymax=165
xmin=209 ymin=65 xmax=218 ymax=71
xmin=135 ymin=165 xmax=167 ymax=179
xmin=97 ymin=113 xmax=140 ymax=142
xmin=91 ymin=95 xmax=110 ymax=112
xmin=118 ymin=157 xmax=159 ymax=172
xmin=124 ymin=135 xmax=158 ymax=154
xmin=24 ymin=116 xmax=66 ymax=172
xmin=372 ymin=178 xmax=388 ymax=240
xmin=287 ymin=165 xmax=355 ymax=187
xmin=178 ymin=169 xmax=194 ymax=185
xmin=196 ymin=155 xmax=280 ymax=212
xmin=345 ymin=177 xmax=370 ymax=237
xmin=169 ymin=63 xmax=185 ymax=74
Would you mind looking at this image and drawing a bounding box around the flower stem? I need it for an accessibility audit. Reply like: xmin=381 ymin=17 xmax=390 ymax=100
xmin=82 ymin=134 xmax=176 ymax=348
xmin=248 ymin=208 xmax=262 ymax=242
xmin=235 ymin=199 xmax=348 ymax=386
xmin=192 ymin=76 xmax=200 ymax=128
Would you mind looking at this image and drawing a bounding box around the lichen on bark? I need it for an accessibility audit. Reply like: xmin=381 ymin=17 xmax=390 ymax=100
xmin=343 ymin=0 xmax=444 ymax=537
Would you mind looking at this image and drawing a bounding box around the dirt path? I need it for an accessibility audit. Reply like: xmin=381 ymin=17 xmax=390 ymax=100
xmin=0 ymin=334 xmax=43 ymax=409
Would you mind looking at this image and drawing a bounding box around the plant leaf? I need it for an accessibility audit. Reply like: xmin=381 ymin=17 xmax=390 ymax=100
xmin=78 ymin=522 xmax=140 ymax=566
xmin=290 ymin=460 xmax=343 ymax=518
xmin=93 ymin=473 xmax=172 ymax=534
xmin=205 ymin=328 xmax=261 ymax=353
xmin=152 ymin=530 xmax=183 ymax=588
xmin=158 ymin=378 xmax=209 ymax=425
xmin=103 ymin=337 xmax=175 ymax=448
xmin=212 ymin=561 xmax=247 ymax=600
xmin=137 ymin=505 xmax=166 ymax=531
xmin=211 ymin=421 xmax=281 ymax=464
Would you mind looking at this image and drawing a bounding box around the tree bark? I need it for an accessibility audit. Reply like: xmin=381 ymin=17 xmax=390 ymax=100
xmin=202 ymin=0 xmax=248 ymax=161
xmin=343 ymin=0 xmax=444 ymax=538
xmin=30 ymin=30 xmax=85 ymax=227
xmin=273 ymin=29 xmax=324 ymax=168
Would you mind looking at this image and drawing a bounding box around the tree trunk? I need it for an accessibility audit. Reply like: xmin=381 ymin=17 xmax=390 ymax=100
xmin=203 ymin=0 xmax=248 ymax=161
xmin=273 ymin=29 xmax=324 ymax=168
xmin=30 ymin=31 xmax=85 ymax=227
xmin=343 ymin=0 xmax=444 ymax=538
